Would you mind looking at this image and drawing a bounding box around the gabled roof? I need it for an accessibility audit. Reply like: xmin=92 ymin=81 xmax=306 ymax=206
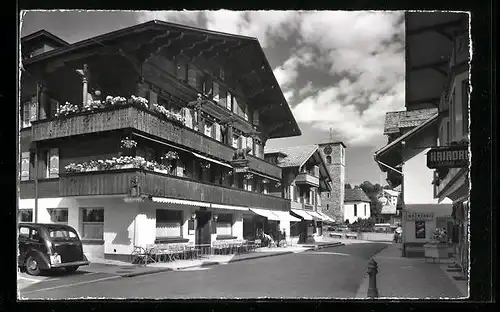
xmin=265 ymin=145 xmax=318 ymax=168
xmin=21 ymin=29 xmax=70 ymax=47
xmin=383 ymin=108 xmax=438 ymax=135
xmin=21 ymin=20 xmax=301 ymax=139
xmin=344 ymin=188 xmax=371 ymax=203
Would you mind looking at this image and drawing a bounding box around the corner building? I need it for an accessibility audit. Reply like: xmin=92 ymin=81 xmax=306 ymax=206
xmin=18 ymin=21 xmax=301 ymax=261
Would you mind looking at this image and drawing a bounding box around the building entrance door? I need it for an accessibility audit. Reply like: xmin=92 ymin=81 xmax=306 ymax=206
xmin=195 ymin=210 xmax=212 ymax=246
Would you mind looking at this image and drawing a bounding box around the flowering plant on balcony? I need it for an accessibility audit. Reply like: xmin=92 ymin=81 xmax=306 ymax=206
xmin=105 ymin=96 xmax=127 ymax=106
xmin=55 ymin=102 xmax=79 ymax=117
xmin=161 ymin=151 xmax=179 ymax=161
xmin=64 ymin=156 xmax=169 ymax=173
xmin=81 ymin=100 xmax=102 ymax=112
xmin=152 ymin=104 xmax=186 ymax=126
xmin=121 ymin=137 xmax=137 ymax=149
xmin=130 ymin=95 xmax=148 ymax=108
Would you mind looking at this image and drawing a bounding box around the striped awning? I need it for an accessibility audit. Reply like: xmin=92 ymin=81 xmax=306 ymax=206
xmin=151 ymin=197 xmax=211 ymax=207
xmin=191 ymin=152 xmax=232 ymax=168
xmin=290 ymin=209 xmax=313 ymax=220
xmin=272 ymin=210 xmax=301 ymax=222
xmin=306 ymin=211 xmax=324 ymax=221
xmin=211 ymin=203 xmax=249 ymax=211
xmin=317 ymin=211 xmax=335 ymax=223
xmin=250 ymin=208 xmax=280 ymax=221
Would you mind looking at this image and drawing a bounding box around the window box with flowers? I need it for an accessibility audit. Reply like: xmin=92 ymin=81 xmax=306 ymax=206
xmin=423 ymin=228 xmax=449 ymax=261
xmin=64 ymin=156 xmax=160 ymax=173
xmin=120 ymin=137 xmax=137 ymax=157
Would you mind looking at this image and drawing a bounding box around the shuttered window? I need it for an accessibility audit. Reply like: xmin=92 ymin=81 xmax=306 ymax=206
xmin=183 ymin=108 xmax=194 ymax=129
xmin=81 ymin=208 xmax=104 ymax=240
xmin=216 ymin=213 xmax=232 ymax=236
xmin=47 ymin=148 xmax=59 ymax=178
xmin=232 ymin=135 xmax=239 ymax=148
xmin=22 ymin=102 xmax=31 ymax=128
xmin=213 ymin=82 xmax=220 ymax=103
xmin=226 ymin=92 xmax=232 ymax=111
xmin=21 ymin=152 xmax=30 ymax=181
xmin=214 ymin=122 xmax=222 ymax=141
xmin=30 ymin=96 xmax=38 ymax=122
xmin=204 ymin=121 xmax=213 ymax=137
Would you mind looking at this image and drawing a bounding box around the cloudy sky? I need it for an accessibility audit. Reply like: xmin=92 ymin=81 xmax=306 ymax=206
xmin=21 ymin=10 xmax=406 ymax=186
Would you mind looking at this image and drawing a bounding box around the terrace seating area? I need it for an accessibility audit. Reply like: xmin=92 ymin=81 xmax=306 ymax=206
xmin=130 ymin=239 xmax=266 ymax=264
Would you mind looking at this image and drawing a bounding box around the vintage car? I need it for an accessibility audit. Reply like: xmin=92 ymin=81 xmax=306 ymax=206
xmin=18 ymin=223 xmax=89 ymax=276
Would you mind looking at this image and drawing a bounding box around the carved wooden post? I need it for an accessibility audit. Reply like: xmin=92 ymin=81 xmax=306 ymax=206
xmin=76 ymin=64 xmax=90 ymax=106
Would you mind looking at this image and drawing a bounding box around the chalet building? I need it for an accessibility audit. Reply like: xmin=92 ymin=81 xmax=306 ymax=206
xmin=343 ymin=188 xmax=371 ymax=224
xmin=374 ymin=12 xmax=469 ymax=275
xmin=18 ymin=20 xmax=301 ymax=261
xmin=265 ymin=145 xmax=335 ymax=244
xmin=406 ymin=12 xmax=470 ymax=279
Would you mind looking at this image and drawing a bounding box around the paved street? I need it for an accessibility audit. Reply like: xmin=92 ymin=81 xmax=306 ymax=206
xmin=19 ymin=243 xmax=388 ymax=299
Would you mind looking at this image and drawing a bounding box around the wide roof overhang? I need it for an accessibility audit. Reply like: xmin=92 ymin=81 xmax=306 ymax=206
xmin=406 ymin=12 xmax=467 ymax=110
xmin=22 ymin=20 xmax=301 ymax=139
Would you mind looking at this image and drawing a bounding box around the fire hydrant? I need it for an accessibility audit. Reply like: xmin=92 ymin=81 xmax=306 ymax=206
xmin=367 ymin=258 xmax=379 ymax=298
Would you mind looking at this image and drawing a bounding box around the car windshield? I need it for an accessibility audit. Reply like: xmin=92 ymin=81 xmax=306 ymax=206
xmin=48 ymin=228 xmax=79 ymax=240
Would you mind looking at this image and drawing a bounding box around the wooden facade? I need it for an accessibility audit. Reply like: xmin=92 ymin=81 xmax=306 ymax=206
xmin=30 ymin=104 xmax=281 ymax=179
xmin=58 ymin=169 xmax=289 ymax=210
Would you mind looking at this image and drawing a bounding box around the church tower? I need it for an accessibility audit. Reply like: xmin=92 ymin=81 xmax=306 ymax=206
xmin=318 ymin=141 xmax=346 ymax=222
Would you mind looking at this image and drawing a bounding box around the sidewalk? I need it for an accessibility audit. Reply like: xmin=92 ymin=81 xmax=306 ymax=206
xmin=84 ymin=245 xmax=311 ymax=278
xmin=355 ymin=243 xmax=468 ymax=299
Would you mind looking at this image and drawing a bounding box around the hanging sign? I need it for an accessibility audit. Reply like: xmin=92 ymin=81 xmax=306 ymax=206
xmin=427 ymin=146 xmax=469 ymax=169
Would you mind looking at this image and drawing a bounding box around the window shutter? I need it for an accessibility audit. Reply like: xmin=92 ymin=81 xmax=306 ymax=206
xmin=204 ymin=122 xmax=212 ymax=137
xmin=183 ymin=108 xmax=193 ymax=129
xmin=23 ymin=102 xmax=31 ymax=127
xmin=30 ymin=96 xmax=38 ymax=122
xmin=246 ymin=137 xmax=253 ymax=155
xmin=149 ymin=90 xmax=158 ymax=106
xmin=214 ymin=123 xmax=222 ymax=141
xmin=239 ymin=135 xmax=246 ymax=149
xmin=213 ymin=82 xmax=220 ymax=103
xmin=226 ymin=92 xmax=232 ymax=110
xmin=48 ymin=148 xmax=59 ymax=178
xmin=232 ymin=135 xmax=239 ymax=148
xmin=232 ymin=97 xmax=238 ymax=114
xmin=21 ymin=152 xmax=30 ymax=181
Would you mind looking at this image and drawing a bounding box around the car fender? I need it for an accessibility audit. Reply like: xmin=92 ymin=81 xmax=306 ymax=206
xmin=26 ymin=250 xmax=51 ymax=270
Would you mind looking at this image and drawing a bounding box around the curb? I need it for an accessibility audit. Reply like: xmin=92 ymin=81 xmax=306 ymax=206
xmin=120 ymin=250 xmax=299 ymax=278
xmin=302 ymin=242 xmax=345 ymax=250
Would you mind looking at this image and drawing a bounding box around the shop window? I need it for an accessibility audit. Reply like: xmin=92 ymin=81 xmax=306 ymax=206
xmin=354 ymin=204 xmax=358 ymax=217
xmin=20 ymin=152 xmax=30 ymax=181
xmin=80 ymin=208 xmax=104 ymax=240
xmin=19 ymin=209 xmax=33 ymax=223
xmin=156 ymin=209 xmax=183 ymax=238
xmin=216 ymin=213 xmax=232 ymax=236
xmin=48 ymin=208 xmax=68 ymax=224
xmin=415 ymin=220 xmax=426 ymax=239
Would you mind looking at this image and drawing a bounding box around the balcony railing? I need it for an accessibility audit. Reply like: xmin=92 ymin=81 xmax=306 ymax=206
xmin=30 ymin=104 xmax=281 ymax=179
xmin=59 ymin=169 xmax=290 ymax=210
xmin=294 ymin=173 xmax=320 ymax=187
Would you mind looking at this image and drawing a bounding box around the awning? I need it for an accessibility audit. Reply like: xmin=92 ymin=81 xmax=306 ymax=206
xmin=317 ymin=211 xmax=335 ymax=223
xmin=290 ymin=209 xmax=313 ymax=220
xmin=151 ymin=197 xmax=211 ymax=207
xmin=306 ymin=211 xmax=324 ymax=221
xmin=191 ymin=152 xmax=232 ymax=168
xmin=250 ymin=170 xmax=281 ymax=182
xmin=272 ymin=210 xmax=301 ymax=222
xmin=250 ymin=208 xmax=280 ymax=221
xmin=211 ymin=203 xmax=249 ymax=211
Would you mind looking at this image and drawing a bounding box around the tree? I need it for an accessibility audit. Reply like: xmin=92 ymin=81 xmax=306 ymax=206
xmin=357 ymin=181 xmax=384 ymax=219
xmin=345 ymin=183 xmax=352 ymax=189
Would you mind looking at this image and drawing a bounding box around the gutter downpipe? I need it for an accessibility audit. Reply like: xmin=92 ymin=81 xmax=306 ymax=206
xmin=374 ymin=153 xmax=405 ymax=256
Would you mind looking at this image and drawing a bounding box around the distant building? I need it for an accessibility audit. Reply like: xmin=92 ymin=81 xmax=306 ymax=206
xmin=317 ymin=142 xmax=346 ymax=222
xmin=343 ymin=188 xmax=371 ymax=224
xmin=265 ymin=144 xmax=334 ymax=243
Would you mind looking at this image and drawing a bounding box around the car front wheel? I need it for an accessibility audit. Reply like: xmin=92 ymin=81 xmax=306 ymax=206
xmin=25 ymin=255 xmax=41 ymax=276
xmin=65 ymin=266 xmax=79 ymax=273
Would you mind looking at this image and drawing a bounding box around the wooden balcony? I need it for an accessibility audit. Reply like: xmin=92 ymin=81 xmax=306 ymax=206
xmin=294 ymin=173 xmax=320 ymax=187
xmin=30 ymin=104 xmax=281 ymax=179
xmin=59 ymin=169 xmax=290 ymax=210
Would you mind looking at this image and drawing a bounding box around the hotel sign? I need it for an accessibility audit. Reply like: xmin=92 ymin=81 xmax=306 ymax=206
xmin=405 ymin=212 xmax=434 ymax=221
xmin=234 ymin=167 xmax=249 ymax=173
xmin=427 ymin=146 xmax=469 ymax=169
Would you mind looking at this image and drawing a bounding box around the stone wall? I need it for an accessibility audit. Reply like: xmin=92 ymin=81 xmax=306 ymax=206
xmin=318 ymin=142 xmax=345 ymax=222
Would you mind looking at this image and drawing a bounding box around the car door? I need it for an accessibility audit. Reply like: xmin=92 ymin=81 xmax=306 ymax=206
xmin=18 ymin=226 xmax=31 ymax=264
xmin=29 ymin=228 xmax=47 ymax=255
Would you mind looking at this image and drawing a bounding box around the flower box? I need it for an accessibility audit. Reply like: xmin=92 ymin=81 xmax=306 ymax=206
xmin=423 ymin=243 xmax=448 ymax=259
xmin=120 ymin=164 xmax=134 ymax=169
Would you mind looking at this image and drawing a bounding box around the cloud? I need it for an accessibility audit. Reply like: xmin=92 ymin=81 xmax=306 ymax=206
xmin=136 ymin=10 xmax=203 ymax=27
